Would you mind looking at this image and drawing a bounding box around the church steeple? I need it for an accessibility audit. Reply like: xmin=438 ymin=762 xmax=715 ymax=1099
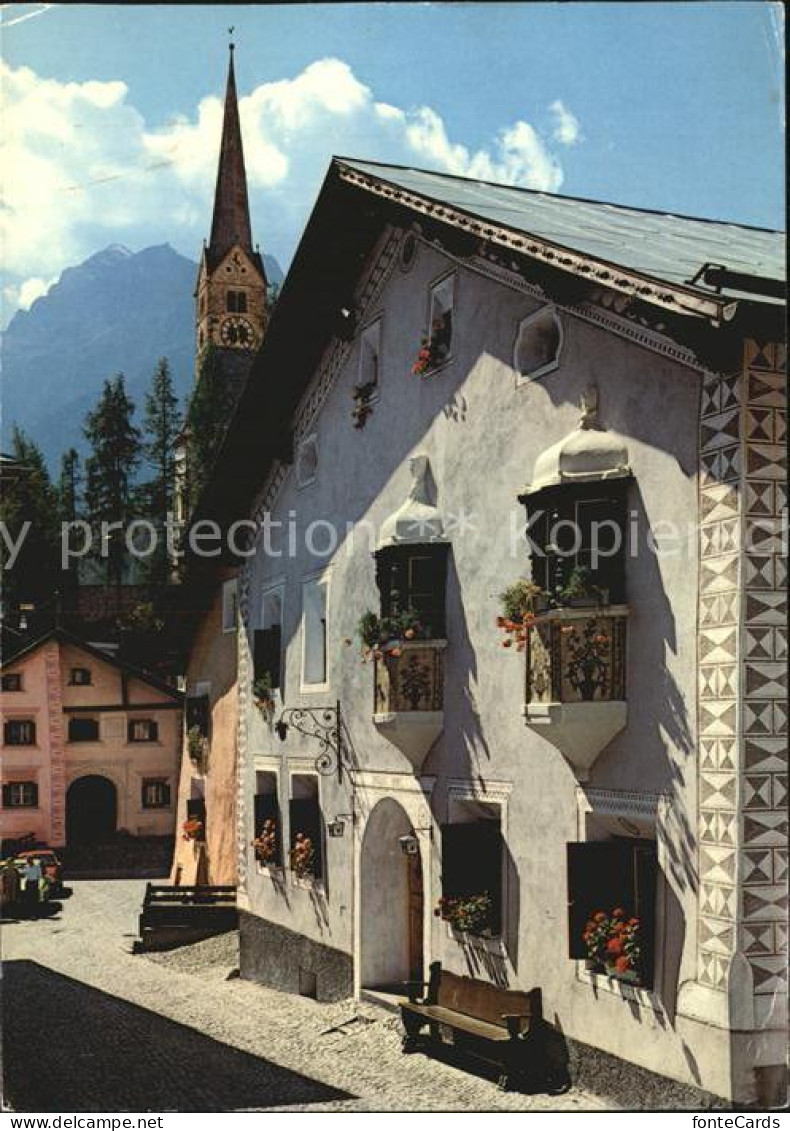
xmin=194 ymin=41 xmax=267 ymax=368
xmin=208 ymin=43 xmax=253 ymax=260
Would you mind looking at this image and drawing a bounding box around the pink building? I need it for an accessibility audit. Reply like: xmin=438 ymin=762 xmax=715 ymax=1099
xmin=1 ymin=629 xmax=182 ymax=849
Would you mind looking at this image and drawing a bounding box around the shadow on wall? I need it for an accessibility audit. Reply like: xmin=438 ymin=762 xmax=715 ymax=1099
xmin=448 ymin=835 xmax=521 ymax=985
xmin=3 ymin=960 xmax=353 ymax=1112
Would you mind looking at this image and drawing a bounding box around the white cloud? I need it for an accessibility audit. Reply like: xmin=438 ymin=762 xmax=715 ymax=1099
xmin=550 ymin=100 xmax=582 ymax=146
xmin=19 ymin=276 xmax=56 ymax=308
xmin=1 ymin=57 xmax=583 ymax=319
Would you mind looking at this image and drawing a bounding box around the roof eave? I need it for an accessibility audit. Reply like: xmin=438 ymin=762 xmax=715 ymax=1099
xmin=334 ymin=160 xmax=743 ymax=326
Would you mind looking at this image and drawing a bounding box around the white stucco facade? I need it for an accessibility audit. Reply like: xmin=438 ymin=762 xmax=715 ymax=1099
xmin=232 ymin=225 xmax=786 ymax=1106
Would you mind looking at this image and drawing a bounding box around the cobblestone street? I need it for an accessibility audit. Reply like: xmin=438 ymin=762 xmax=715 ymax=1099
xmin=1 ymin=880 xmax=616 ymax=1112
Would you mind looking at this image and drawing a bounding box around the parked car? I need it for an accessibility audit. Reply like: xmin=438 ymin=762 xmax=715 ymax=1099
xmin=15 ymin=848 xmax=63 ymax=896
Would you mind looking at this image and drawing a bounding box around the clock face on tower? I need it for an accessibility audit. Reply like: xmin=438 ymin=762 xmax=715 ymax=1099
xmin=220 ymin=316 xmax=256 ymax=349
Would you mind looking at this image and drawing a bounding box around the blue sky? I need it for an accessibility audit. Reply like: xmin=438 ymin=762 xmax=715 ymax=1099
xmin=1 ymin=2 xmax=784 ymax=319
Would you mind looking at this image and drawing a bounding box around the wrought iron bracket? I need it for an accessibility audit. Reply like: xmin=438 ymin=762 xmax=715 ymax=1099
xmin=275 ymin=700 xmax=351 ymax=783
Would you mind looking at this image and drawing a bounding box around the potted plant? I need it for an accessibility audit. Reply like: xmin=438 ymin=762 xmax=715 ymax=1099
xmin=290 ymin=832 xmax=316 ymax=880
xmin=411 ymin=316 xmax=451 ymax=378
xmin=582 ymin=907 xmax=643 ymax=984
xmin=186 ymin=725 xmax=207 ymax=767
xmin=252 ymin=817 xmax=279 ymax=867
xmin=356 ymin=608 xmax=428 ymax=661
xmin=497 ymin=579 xmax=547 ymax=650
xmin=557 ymin=566 xmax=607 ymax=608
xmin=435 ymin=892 xmax=496 ymax=937
xmin=252 ymin=673 xmax=276 ymax=720
xmin=182 ymin=817 xmax=204 ymax=842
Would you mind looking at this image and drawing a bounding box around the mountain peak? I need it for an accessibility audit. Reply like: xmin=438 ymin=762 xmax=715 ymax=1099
xmin=83 ymin=244 xmax=134 ymax=268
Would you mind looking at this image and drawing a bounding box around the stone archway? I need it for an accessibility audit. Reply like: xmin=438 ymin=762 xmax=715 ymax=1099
xmin=66 ymin=775 xmax=117 ymax=844
xmin=360 ymin=797 xmax=423 ymax=990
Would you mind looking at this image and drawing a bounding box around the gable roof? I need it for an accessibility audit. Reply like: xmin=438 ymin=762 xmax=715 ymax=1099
xmin=188 ymin=154 xmax=785 ymax=545
xmin=337 ymin=158 xmax=785 ymax=312
xmin=1 ymin=628 xmax=183 ymax=701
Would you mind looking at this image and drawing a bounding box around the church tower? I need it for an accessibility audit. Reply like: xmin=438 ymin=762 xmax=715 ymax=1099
xmin=194 ymin=42 xmax=267 ymax=390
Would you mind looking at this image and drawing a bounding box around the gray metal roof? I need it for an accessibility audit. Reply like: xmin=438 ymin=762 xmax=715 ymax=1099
xmin=339 ymin=159 xmax=785 ymax=291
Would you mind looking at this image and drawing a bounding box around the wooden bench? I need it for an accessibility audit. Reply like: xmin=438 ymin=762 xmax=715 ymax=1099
xmin=135 ymin=884 xmax=238 ymax=951
xmin=399 ymin=961 xmax=544 ymax=1091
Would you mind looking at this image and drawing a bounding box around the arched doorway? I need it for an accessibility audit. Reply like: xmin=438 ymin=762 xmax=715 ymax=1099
xmin=66 ymin=775 xmax=117 ymax=844
xmin=360 ymin=797 xmax=424 ymax=990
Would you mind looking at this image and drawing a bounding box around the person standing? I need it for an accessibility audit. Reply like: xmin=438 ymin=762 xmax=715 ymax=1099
xmin=21 ymin=857 xmax=43 ymax=914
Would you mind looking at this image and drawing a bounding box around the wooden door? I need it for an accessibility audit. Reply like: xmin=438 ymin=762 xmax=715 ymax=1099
xmin=407 ymin=850 xmax=423 ymax=982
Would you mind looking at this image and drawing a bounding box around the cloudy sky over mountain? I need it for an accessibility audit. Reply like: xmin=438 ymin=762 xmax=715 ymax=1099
xmin=1 ymin=2 xmax=784 ymax=322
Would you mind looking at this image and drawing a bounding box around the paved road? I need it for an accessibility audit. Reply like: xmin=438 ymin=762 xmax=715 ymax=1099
xmin=2 ymin=880 xmax=613 ymax=1112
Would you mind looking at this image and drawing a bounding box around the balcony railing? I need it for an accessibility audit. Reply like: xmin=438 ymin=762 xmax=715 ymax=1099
xmin=524 ymin=606 xmax=628 ymax=779
xmin=373 ymin=639 xmax=446 ymax=768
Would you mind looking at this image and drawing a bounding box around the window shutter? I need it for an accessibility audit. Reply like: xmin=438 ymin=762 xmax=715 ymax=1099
xmin=254 ymin=628 xmax=281 ymax=689
xmin=186 ymin=695 xmax=210 ymax=737
xmin=2 ymin=784 xmax=11 ymax=807
xmin=632 ymin=841 xmax=658 ymax=988
xmin=161 ymin=782 xmax=171 ymax=807
xmin=289 ymin=797 xmax=323 ymax=878
xmin=3 ymin=722 xmax=11 ymax=745
xmin=29 ymin=783 xmax=39 ymax=807
xmin=150 ymin=721 xmax=159 ymax=742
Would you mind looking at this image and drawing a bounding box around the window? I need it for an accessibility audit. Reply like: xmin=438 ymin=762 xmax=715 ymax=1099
xmin=142 ymin=779 xmax=171 ymax=809
xmin=253 ymin=771 xmax=282 ymax=867
xmin=358 ymin=319 xmax=381 ymax=389
xmin=440 ymin=811 xmax=502 ymax=937
xmin=68 ymin=717 xmax=99 ymax=742
xmin=185 ymin=694 xmax=210 ymax=738
xmin=296 ymin=435 xmax=318 ymax=489
xmin=4 ymin=719 xmax=36 ymax=746
xmin=526 ymin=482 xmax=628 ymax=604
xmin=128 ymin=719 xmax=159 ymax=743
xmin=426 ymin=273 xmax=455 ymax=366
xmin=226 ymin=290 xmax=248 ymax=313
xmin=375 ymin=545 xmax=448 ymax=638
xmin=2 ymin=781 xmax=38 ymax=808
xmin=1 ymin=673 xmax=22 ymax=692
xmin=567 ymin=838 xmax=658 ymax=989
xmin=400 ymin=231 xmax=418 ymax=272
xmin=222 ymin=579 xmax=238 ymax=633
xmin=69 ymin=667 xmax=92 ymax=686
xmin=186 ymin=795 xmax=207 ymax=839
xmin=515 ymin=306 xmax=562 ymax=383
xmin=255 ymin=588 xmax=283 ymax=694
xmin=302 ymin=576 xmax=328 ymax=687
xmin=289 ymin=775 xmax=323 ymax=882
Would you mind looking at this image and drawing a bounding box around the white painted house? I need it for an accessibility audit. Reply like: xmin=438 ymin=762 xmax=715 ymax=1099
xmin=193 ymin=159 xmax=786 ymax=1107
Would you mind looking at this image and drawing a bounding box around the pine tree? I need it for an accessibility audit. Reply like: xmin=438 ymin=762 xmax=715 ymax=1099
xmin=141 ymin=357 xmax=182 ymax=584
xmin=184 ymin=342 xmax=235 ymax=510
xmin=58 ymin=448 xmax=82 ymax=523
xmin=0 ymin=427 xmax=61 ymax=619
xmin=56 ymin=447 xmax=82 ymax=611
xmin=83 ymin=374 xmax=141 ymax=587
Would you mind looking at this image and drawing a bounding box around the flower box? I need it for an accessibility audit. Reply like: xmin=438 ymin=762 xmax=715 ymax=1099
xmin=436 ymin=893 xmax=496 ymax=937
xmin=582 ymin=907 xmax=645 ymax=986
